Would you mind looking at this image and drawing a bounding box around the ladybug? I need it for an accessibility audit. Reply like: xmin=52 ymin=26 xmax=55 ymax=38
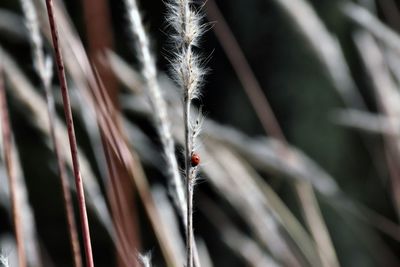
xmin=191 ymin=153 xmax=200 ymax=167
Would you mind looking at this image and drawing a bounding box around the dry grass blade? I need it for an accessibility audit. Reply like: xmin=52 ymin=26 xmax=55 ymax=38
xmin=31 ymin=1 xmax=181 ymax=263
xmin=202 ymin=140 xmax=301 ymax=266
xmin=196 ymin=239 xmax=213 ymax=267
xmin=343 ymin=2 xmax=400 ymax=56
xmin=205 ymin=0 xmax=285 ymax=141
xmin=0 ymin=47 xmax=113 ymax=234
xmin=206 ymin=122 xmax=339 ymax=195
xmin=204 ymin=3 xmax=338 ymax=266
xmin=44 ymin=0 xmax=94 ymax=266
xmin=353 ymin=31 xmax=400 ymax=218
xmin=123 ymin=0 xmax=186 ymax=225
xmin=0 ymin=57 xmax=26 ymax=267
xmin=112 ymin=59 xmax=344 ymax=264
xmin=109 ymin=52 xmax=340 ymax=196
xmin=19 ymin=0 xmax=83 ymax=265
xmin=0 ymin=63 xmax=42 ymax=267
xmin=151 ymin=185 xmax=185 ymax=266
xmin=94 ymin=79 xmax=182 ymax=267
xmin=254 ymin=177 xmax=323 ymax=267
xmin=199 ymin=196 xmax=281 ymax=267
xmin=334 ymin=109 xmax=400 ymax=136
xmin=296 ymin=182 xmax=339 ymax=267
xmin=273 ymin=0 xmax=364 ymax=108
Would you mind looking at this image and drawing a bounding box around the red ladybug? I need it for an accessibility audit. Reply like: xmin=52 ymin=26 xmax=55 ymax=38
xmin=191 ymin=153 xmax=200 ymax=167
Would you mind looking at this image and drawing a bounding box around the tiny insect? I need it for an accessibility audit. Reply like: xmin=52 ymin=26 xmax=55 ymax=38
xmin=191 ymin=153 xmax=200 ymax=167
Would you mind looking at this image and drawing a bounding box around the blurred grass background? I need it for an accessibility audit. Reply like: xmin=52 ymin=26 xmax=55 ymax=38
xmin=1 ymin=0 xmax=400 ymax=266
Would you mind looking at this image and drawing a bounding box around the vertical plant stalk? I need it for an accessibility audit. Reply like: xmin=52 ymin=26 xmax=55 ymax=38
xmin=169 ymin=1 xmax=205 ymax=266
xmin=184 ymin=100 xmax=194 ymax=267
xmin=18 ymin=1 xmax=83 ymax=266
xmin=44 ymin=1 xmax=94 ymax=267
xmin=44 ymin=68 xmax=83 ymax=267
xmin=0 ymin=59 xmax=26 ymax=267
xmin=123 ymin=0 xmax=187 ymax=224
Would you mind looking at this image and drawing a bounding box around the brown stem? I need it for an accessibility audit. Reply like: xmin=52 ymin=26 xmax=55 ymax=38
xmin=44 ymin=1 xmax=94 ymax=267
xmin=42 ymin=72 xmax=83 ymax=267
xmin=0 ymin=55 xmax=26 ymax=267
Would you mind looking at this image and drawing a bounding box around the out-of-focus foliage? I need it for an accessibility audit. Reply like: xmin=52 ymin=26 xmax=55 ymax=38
xmin=1 ymin=0 xmax=400 ymax=267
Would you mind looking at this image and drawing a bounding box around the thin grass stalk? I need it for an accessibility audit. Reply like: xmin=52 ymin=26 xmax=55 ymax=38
xmin=0 ymin=60 xmax=26 ymax=267
xmin=103 ymin=142 xmax=138 ymax=266
xmin=92 ymin=69 xmax=141 ymax=262
xmin=44 ymin=1 xmax=94 ymax=266
xmin=47 ymin=89 xmax=83 ymax=267
xmin=104 ymin=143 xmax=137 ymax=255
xmin=1 ymin=47 xmax=114 ymax=236
xmin=272 ymin=0 xmax=364 ymax=108
xmin=168 ymin=0 xmax=206 ymax=266
xmin=205 ymin=0 xmax=285 ymax=141
xmin=83 ymin=1 xmax=142 ymax=251
xmin=85 ymin=68 xmax=181 ymax=266
xmin=183 ymin=96 xmax=192 ymax=267
xmin=83 ymin=0 xmax=141 ymax=257
xmin=18 ymin=1 xmax=83 ymax=266
xmin=123 ymin=0 xmax=186 ymax=226
xmin=35 ymin=2 xmax=185 ymax=263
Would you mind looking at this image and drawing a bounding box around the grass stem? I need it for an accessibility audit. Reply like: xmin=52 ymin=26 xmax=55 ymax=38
xmin=0 ymin=55 xmax=26 ymax=267
xmin=44 ymin=1 xmax=94 ymax=266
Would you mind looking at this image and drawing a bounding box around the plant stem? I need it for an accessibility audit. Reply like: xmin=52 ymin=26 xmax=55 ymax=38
xmin=0 ymin=57 xmax=26 ymax=267
xmin=184 ymin=98 xmax=193 ymax=267
xmin=43 ymin=75 xmax=83 ymax=267
xmin=44 ymin=1 xmax=94 ymax=267
xmin=18 ymin=0 xmax=83 ymax=264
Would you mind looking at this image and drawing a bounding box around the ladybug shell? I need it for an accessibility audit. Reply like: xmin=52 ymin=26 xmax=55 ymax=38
xmin=191 ymin=153 xmax=200 ymax=167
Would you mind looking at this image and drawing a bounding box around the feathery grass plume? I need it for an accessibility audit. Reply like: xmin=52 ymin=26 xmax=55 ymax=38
xmin=0 ymin=56 xmax=26 ymax=267
xmin=123 ymin=0 xmax=187 ymax=224
xmin=44 ymin=1 xmax=94 ymax=266
xmin=19 ymin=1 xmax=83 ymax=266
xmin=167 ymin=1 xmax=207 ymax=266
